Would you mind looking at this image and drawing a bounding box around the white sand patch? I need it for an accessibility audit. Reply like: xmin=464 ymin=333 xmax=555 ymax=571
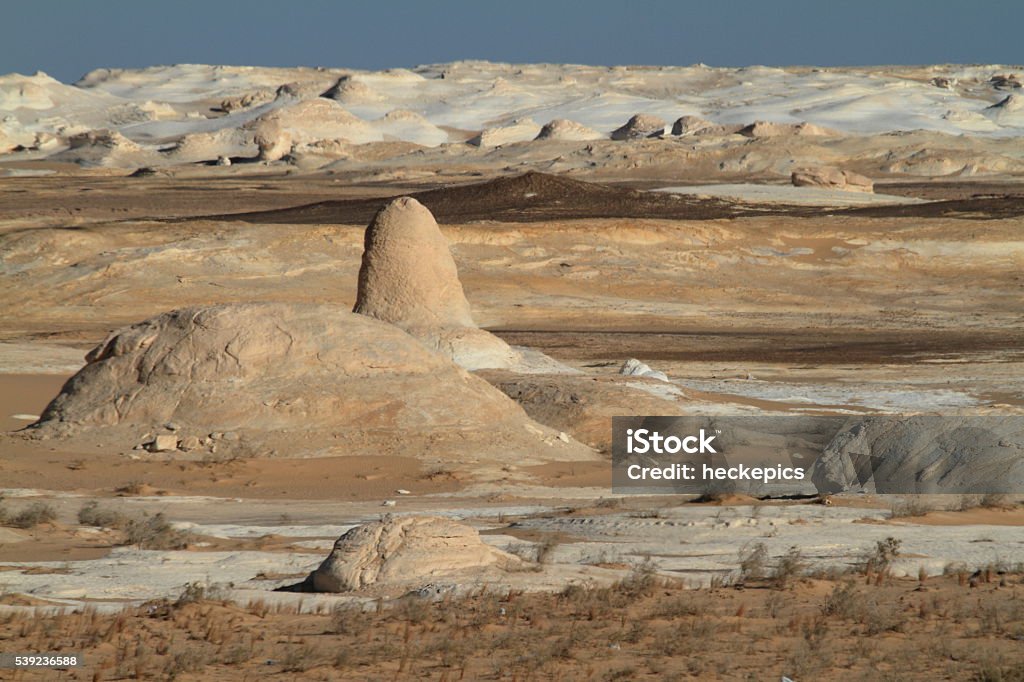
xmin=513 ymin=503 xmax=1024 ymax=586
xmin=676 ymin=378 xmax=979 ymax=412
xmin=655 ymin=184 xmax=925 ymax=206
xmin=0 ymin=547 xmax=319 ymax=601
xmin=4 ymin=62 xmax=1024 ymax=169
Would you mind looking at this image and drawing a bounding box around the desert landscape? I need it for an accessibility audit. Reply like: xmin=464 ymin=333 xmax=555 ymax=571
xmin=1 ymin=59 xmax=1024 ymax=680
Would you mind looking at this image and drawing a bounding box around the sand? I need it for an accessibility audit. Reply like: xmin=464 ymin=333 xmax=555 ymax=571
xmin=1 ymin=59 xmax=1024 ymax=680
xmin=0 ymin=374 xmax=69 ymax=432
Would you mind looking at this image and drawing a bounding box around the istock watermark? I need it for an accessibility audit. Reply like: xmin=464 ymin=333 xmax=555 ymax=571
xmin=611 ymin=416 xmax=1024 ymax=495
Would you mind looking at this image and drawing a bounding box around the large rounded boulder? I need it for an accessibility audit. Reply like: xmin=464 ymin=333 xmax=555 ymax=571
xmin=309 ymin=515 xmax=522 ymax=593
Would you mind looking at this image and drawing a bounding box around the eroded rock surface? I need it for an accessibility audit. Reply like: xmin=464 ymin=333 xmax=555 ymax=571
xmin=354 ymin=197 xmax=519 ymax=369
xmin=29 ymin=303 xmax=596 ymax=464
xmin=309 ymin=515 xmax=522 ymax=592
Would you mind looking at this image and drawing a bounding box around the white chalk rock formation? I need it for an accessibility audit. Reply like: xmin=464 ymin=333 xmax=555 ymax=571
xmin=254 ymin=124 xmax=291 ymax=162
xmin=468 ymin=118 xmax=541 ymax=147
xmin=354 ymin=197 xmax=519 ymax=370
xmin=322 ymin=75 xmax=385 ymax=104
xmin=811 ymin=416 xmax=1024 ymax=494
xmin=985 ymin=94 xmax=1024 ymax=126
xmin=611 ymin=114 xmax=667 ymax=140
xmin=671 ymin=116 xmax=744 ymax=137
xmin=535 ymin=119 xmax=604 ymax=141
xmin=50 ymin=129 xmax=148 ymax=167
xmin=28 ymin=303 xmax=596 ymax=464
xmin=670 ymin=115 xmax=715 ymax=136
xmin=791 ymin=167 xmax=874 ymax=193
xmin=619 ymin=358 xmax=669 ymax=382
xmin=738 ymin=121 xmax=838 ymax=138
xmin=309 ymin=515 xmax=522 ymax=592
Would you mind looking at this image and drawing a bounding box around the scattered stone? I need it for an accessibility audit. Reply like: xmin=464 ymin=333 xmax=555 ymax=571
xmin=396 ymin=489 xmax=411 ymax=495
xmin=381 ymin=500 xmax=396 ymax=507
xmin=215 ymin=155 xmax=231 ymax=166
xmin=149 ymin=434 xmax=178 ymax=452
xmin=179 ymin=436 xmax=201 ymax=451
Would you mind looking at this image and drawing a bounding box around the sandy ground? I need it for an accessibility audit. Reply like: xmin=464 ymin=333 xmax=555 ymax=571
xmin=2 ymin=570 xmax=1023 ymax=680
xmin=1 ymin=127 xmax=1023 ymax=677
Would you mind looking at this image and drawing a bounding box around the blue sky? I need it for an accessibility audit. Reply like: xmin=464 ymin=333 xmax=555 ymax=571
xmin=3 ymin=0 xmax=1022 ymax=83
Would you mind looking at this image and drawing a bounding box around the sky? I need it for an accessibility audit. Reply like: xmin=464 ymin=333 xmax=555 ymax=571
xmin=3 ymin=0 xmax=1022 ymax=83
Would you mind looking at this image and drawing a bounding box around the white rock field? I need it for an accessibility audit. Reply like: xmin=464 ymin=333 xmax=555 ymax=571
xmin=3 ymin=62 xmax=1024 ymax=170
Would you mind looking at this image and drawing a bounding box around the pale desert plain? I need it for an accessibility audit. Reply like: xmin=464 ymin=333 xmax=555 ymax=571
xmin=0 ymin=61 xmax=1024 ymax=680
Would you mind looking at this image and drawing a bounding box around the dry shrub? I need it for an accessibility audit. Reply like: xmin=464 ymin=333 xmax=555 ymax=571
xmin=78 ymin=502 xmax=130 ymax=529
xmin=5 ymin=502 xmax=57 ymax=528
xmin=738 ymin=541 xmax=768 ymax=582
xmin=771 ymin=546 xmax=807 ymax=589
xmin=890 ymin=497 xmax=932 ymax=518
xmin=123 ymin=513 xmax=192 ymax=550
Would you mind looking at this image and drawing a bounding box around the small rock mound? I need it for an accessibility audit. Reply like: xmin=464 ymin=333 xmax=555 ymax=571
xmin=535 ymin=119 xmax=604 ymax=141
xmin=253 ymin=123 xmax=291 ymax=162
xmin=468 ymin=118 xmax=541 ymax=147
xmin=167 ymin=129 xmax=246 ymax=164
xmin=322 ymin=75 xmax=385 ymax=103
xmin=670 ymin=116 xmax=743 ymax=137
xmin=248 ymin=99 xmax=382 ymax=150
xmin=610 ymin=114 xmax=667 ymax=140
xmin=219 ymin=89 xmax=276 ymax=113
xmin=307 ymin=515 xmax=522 ymax=593
xmin=670 ymin=115 xmax=715 ymax=136
xmin=988 ymin=94 xmax=1024 ymax=111
xmin=619 ymin=358 xmax=668 ymax=382
xmin=354 ymin=197 xmax=518 ymax=369
xmin=738 ymin=121 xmax=838 ymax=138
xmin=792 ymin=167 xmax=874 ymax=193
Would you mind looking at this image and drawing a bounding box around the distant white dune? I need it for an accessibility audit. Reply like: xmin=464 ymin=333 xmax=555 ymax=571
xmin=2 ymin=61 xmax=1023 ymax=168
